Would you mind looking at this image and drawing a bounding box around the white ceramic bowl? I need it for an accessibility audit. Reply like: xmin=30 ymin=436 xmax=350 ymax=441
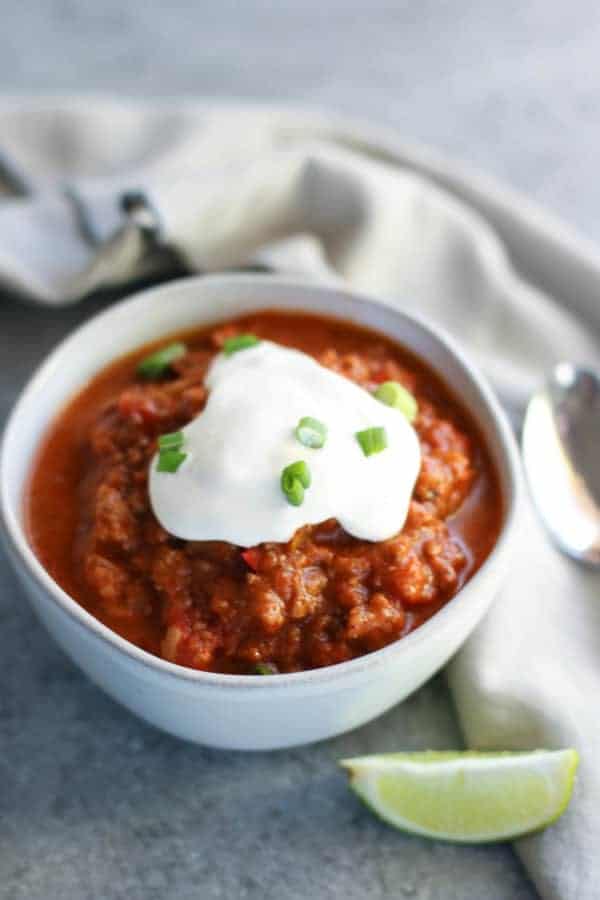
xmin=0 ymin=275 xmax=521 ymax=750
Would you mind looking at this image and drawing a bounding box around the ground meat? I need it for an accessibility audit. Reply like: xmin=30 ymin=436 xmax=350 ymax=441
xmin=79 ymin=344 xmax=473 ymax=671
xmin=28 ymin=312 xmax=501 ymax=674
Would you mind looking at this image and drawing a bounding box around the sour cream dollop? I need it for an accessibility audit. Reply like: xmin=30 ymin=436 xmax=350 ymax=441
xmin=149 ymin=341 xmax=421 ymax=546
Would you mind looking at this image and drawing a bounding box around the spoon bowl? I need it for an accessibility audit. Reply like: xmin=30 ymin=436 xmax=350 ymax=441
xmin=522 ymin=362 xmax=600 ymax=567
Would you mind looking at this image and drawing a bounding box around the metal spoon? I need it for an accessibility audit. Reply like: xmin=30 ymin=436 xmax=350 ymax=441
xmin=522 ymin=362 xmax=600 ymax=567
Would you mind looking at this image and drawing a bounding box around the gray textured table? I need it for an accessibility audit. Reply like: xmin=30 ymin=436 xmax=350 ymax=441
xmin=3 ymin=2 xmax=600 ymax=897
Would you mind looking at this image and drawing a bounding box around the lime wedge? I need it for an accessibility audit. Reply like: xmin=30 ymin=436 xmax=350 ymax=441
xmin=340 ymin=750 xmax=578 ymax=843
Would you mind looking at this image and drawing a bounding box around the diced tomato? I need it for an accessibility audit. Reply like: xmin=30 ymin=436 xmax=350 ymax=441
xmin=371 ymin=371 xmax=390 ymax=384
xmin=241 ymin=548 xmax=260 ymax=571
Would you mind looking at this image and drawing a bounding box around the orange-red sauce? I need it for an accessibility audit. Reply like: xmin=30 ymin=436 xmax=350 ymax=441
xmin=25 ymin=310 xmax=502 ymax=673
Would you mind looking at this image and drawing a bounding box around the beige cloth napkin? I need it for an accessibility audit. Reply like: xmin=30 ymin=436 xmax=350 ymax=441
xmin=2 ymin=98 xmax=599 ymax=899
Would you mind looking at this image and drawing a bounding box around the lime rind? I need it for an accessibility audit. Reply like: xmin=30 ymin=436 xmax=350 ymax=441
xmin=340 ymin=749 xmax=578 ymax=844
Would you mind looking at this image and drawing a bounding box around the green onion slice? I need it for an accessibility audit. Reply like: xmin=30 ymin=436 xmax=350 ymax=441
xmin=281 ymin=477 xmax=304 ymax=506
xmin=222 ymin=333 xmax=261 ymax=356
xmin=254 ymin=662 xmax=279 ymax=675
xmin=158 ymin=430 xmax=184 ymax=451
xmin=295 ymin=416 xmax=328 ymax=449
xmin=356 ymin=426 xmax=388 ymax=457
xmin=137 ymin=342 xmax=187 ymax=379
xmin=281 ymin=460 xmax=311 ymax=506
xmin=157 ymin=449 xmax=187 ymax=473
xmin=374 ymin=380 xmax=418 ymax=422
xmin=282 ymin=460 xmax=311 ymax=489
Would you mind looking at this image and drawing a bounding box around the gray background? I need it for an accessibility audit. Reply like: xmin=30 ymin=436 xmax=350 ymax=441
xmin=2 ymin=1 xmax=598 ymax=898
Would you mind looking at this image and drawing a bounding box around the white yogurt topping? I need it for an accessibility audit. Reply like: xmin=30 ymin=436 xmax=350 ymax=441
xmin=149 ymin=341 xmax=421 ymax=546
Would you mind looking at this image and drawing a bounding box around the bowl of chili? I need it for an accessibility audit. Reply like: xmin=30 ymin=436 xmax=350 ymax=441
xmin=0 ymin=274 xmax=521 ymax=749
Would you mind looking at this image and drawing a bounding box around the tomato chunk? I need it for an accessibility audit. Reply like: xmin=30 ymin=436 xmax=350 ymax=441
xmin=241 ymin=548 xmax=261 ymax=571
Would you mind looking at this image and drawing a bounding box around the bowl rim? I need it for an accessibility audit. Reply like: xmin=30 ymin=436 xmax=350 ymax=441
xmin=0 ymin=273 xmax=522 ymax=691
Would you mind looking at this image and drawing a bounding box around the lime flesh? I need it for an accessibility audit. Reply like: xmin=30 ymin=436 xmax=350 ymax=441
xmin=340 ymin=749 xmax=578 ymax=843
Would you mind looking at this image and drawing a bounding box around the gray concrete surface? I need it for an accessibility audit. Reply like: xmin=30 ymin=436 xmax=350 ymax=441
xmin=4 ymin=1 xmax=599 ymax=897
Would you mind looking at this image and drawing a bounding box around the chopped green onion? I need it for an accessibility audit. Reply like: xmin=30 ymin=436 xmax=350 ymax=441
xmin=281 ymin=476 xmax=304 ymax=506
xmin=281 ymin=460 xmax=311 ymax=506
xmin=254 ymin=662 xmax=278 ymax=675
xmin=374 ymin=381 xmax=418 ymax=422
xmin=295 ymin=416 xmax=328 ymax=449
xmin=356 ymin=426 xmax=388 ymax=457
xmin=282 ymin=460 xmax=311 ymax=489
xmin=222 ymin=333 xmax=261 ymax=356
xmin=137 ymin=342 xmax=187 ymax=379
xmin=157 ymin=431 xmax=186 ymax=472
xmin=157 ymin=449 xmax=187 ymax=473
xmin=158 ymin=430 xmax=184 ymax=451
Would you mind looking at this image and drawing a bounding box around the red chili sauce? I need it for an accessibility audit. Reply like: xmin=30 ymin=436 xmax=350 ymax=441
xmin=25 ymin=311 xmax=502 ymax=674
